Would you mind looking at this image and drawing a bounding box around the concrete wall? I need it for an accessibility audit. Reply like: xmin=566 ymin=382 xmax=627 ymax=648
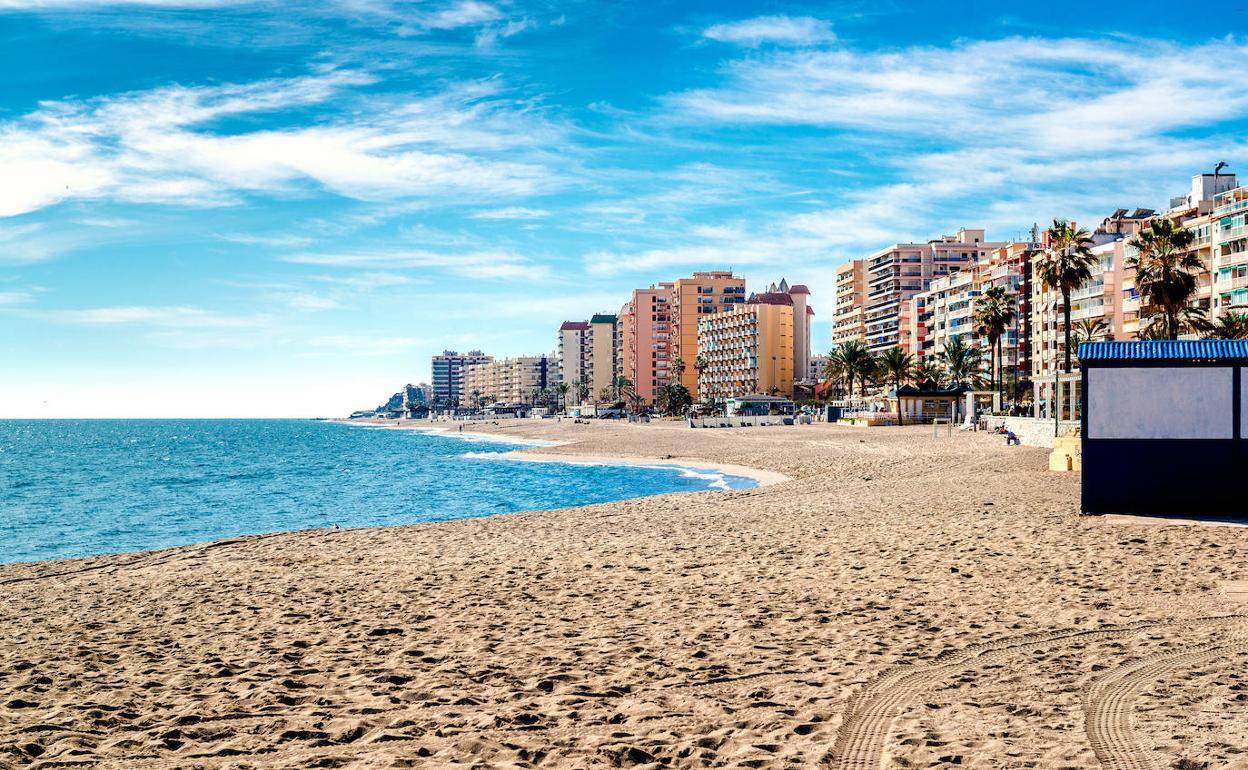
xmin=688 ymin=415 xmax=790 ymax=428
xmin=999 ymin=416 xmax=1080 ymax=448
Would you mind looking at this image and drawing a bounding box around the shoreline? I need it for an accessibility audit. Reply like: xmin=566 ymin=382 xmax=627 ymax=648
xmin=331 ymin=416 xmax=790 ymax=487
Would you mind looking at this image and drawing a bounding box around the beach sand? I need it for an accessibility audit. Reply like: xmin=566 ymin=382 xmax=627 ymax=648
xmin=2 ymin=420 xmax=1247 ymax=769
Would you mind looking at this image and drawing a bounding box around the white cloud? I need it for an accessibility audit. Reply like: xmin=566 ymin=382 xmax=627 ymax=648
xmin=282 ymin=249 xmax=552 ymax=280
xmin=218 ymin=233 xmax=318 ymax=249
xmin=0 ymin=289 xmax=38 ymax=305
xmin=278 ymin=292 xmax=342 ymax=311
xmin=702 ymin=15 xmax=834 ymax=47
xmin=418 ymin=0 xmax=500 ymax=29
xmin=642 ymin=34 xmax=1248 ymax=272
xmin=54 ymin=305 xmax=264 ymax=328
xmin=470 ymin=206 xmax=550 ymax=220
xmin=0 ymin=70 xmax=561 ymax=217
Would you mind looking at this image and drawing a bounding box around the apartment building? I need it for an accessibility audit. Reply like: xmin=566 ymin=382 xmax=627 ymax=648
xmin=696 ymin=292 xmax=795 ymax=401
xmin=459 ymin=356 xmax=551 ymax=408
xmin=862 ymin=229 xmax=1005 ymax=354
xmin=911 ymin=241 xmax=1033 ymax=387
xmin=670 ymin=271 xmax=747 ymax=393
xmin=588 ymin=313 xmax=618 ymax=402
xmin=618 ymin=282 xmax=675 ymax=404
xmin=431 ymin=350 xmax=492 ymax=407
xmin=1212 ymin=181 xmax=1248 ymax=316
xmin=557 ymin=321 xmax=591 ymax=402
xmin=833 ymin=260 xmax=867 ymax=347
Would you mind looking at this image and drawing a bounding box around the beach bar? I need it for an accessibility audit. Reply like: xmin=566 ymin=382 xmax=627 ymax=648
xmin=1079 ymin=340 xmax=1248 ymax=516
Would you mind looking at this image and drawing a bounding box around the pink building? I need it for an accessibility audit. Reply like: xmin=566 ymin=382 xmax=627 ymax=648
xmin=619 ymin=282 xmax=675 ymax=404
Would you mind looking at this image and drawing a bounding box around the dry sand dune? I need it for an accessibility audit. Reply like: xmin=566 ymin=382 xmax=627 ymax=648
xmin=2 ymin=420 xmax=1247 ymax=769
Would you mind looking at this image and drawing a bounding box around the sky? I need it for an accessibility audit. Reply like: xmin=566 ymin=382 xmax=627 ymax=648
xmin=2 ymin=0 xmax=1247 ymax=417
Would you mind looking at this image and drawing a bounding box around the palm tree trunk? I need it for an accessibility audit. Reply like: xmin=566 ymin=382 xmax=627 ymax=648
xmin=1062 ymin=286 xmax=1073 ymax=373
xmin=995 ymin=336 xmax=1002 ymax=408
xmin=895 ymin=376 xmax=903 ymax=426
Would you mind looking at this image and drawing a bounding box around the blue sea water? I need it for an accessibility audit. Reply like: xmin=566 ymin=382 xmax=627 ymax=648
xmin=0 ymin=419 xmax=755 ymax=564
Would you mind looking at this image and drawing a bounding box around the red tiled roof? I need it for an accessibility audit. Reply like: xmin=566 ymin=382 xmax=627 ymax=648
xmin=789 ymin=284 xmax=811 ymax=294
xmin=559 ymin=321 xmax=590 ymax=331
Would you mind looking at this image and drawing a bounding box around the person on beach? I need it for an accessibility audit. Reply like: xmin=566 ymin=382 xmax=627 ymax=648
xmin=1006 ymin=430 xmax=1020 ymax=446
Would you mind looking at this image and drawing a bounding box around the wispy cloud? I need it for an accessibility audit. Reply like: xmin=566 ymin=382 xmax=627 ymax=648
xmin=469 ymin=206 xmax=550 ymax=220
xmin=282 ymin=248 xmax=552 ymax=280
xmin=54 ymin=305 xmax=265 ymax=328
xmin=218 ymin=233 xmax=318 ymax=249
xmin=0 ymin=69 xmax=562 ymax=217
xmin=702 ymin=15 xmax=835 ymax=47
xmin=0 ymin=289 xmax=40 ymax=306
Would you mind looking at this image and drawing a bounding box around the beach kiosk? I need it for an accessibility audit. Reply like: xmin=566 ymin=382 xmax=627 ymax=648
xmin=1079 ymin=340 xmax=1248 ymax=516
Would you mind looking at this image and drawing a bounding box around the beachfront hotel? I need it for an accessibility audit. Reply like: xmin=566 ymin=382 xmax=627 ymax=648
xmin=617 ymin=282 xmax=675 ymax=405
xmin=696 ymin=287 xmax=804 ymax=401
xmin=459 ymin=355 xmax=552 ymax=408
xmin=670 ymin=271 xmax=747 ymax=394
xmin=431 ymin=350 xmax=492 ymax=408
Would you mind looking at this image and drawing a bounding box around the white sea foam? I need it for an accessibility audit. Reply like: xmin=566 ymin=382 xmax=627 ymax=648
xmin=462 ymin=452 xmax=748 ymax=491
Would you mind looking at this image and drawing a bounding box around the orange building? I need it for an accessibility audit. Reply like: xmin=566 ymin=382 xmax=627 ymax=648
xmin=670 ymin=271 xmax=746 ymax=393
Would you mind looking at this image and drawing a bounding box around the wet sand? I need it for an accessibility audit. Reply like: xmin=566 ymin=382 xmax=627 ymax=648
xmin=2 ymin=420 xmax=1246 ymax=769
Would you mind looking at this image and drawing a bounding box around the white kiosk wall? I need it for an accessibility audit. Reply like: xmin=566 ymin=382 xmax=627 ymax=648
xmin=1087 ymin=367 xmax=1233 ymax=440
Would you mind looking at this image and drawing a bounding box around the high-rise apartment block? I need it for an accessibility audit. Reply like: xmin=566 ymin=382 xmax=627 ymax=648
xmin=697 ymin=292 xmax=795 ymax=401
xmin=459 ymin=356 xmax=551 ymax=408
xmin=833 ymin=260 xmax=866 ymax=347
xmin=431 ymin=350 xmax=492 ymax=407
xmin=618 ymin=282 xmax=675 ymax=404
xmin=670 ymin=271 xmax=747 ymax=394
xmin=862 ymin=229 xmax=1005 ymax=354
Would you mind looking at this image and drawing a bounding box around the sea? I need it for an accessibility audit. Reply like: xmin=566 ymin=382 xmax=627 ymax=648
xmin=0 ymin=419 xmax=755 ymax=565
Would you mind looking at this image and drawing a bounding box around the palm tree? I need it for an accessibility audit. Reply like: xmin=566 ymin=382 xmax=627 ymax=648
xmin=555 ymin=382 xmax=571 ymax=411
xmin=913 ymin=358 xmax=946 ymax=386
xmin=1205 ymin=311 xmax=1248 ymax=340
xmin=833 ymin=340 xmax=873 ymax=398
xmin=613 ymin=375 xmax=632 ymax=399
xmin=878 ymin=346 xmax=914 ymax=425
xmin=670 ymin=356 xmax=686 ymax=384
xmin=972 ymin=285 xmax=1017 ymax=402
xmin=1127 ymin=218 xmax=1202 ymax=340
xmin=1035 ymin=219 xmax=1097 ymax=372
xmin=822 ymin=354 xmax=847 ymax=399
xmin=471 ymin=388 xmax=483 ymax=411
xmin=1072 ymin=317 xmax=1109 ymax=344
xmin=942 ymin=336 xmax=985 ymax=387
xmin=621 ymin=385 xmax=644 ymax=414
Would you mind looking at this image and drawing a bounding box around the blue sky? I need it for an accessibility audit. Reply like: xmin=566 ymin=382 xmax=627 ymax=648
xmin=2 ymin=0 xmax=1247 ymax=416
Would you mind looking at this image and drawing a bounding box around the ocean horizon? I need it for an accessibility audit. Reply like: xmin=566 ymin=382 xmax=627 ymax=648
xmin=0 ymin=419 xmax=754 ymax=565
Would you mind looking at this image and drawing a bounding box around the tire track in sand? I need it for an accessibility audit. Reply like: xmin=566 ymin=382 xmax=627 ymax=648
xmin=826 ymin=616 xmax=1244 ymax=770
xmin=1083 ymin=623 xmax=1245 ymax=770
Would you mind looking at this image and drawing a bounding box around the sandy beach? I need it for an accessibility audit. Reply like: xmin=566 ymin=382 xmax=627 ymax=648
xmin=3 ymin=420 xmax=1247 ymax=769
